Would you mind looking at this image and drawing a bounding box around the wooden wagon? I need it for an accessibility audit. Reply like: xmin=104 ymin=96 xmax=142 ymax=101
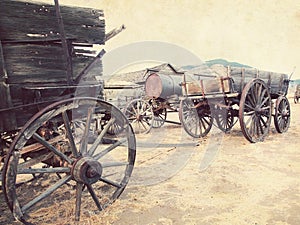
xmin=123 ymin=72 xmax=183 ymax=134
xmin=179 ymin=65 xmax=291 ymax=143
xmin=125 ymin=63 xmax=291 ymax=142
xmin=0 ymin=1 xmax=136 ymax=224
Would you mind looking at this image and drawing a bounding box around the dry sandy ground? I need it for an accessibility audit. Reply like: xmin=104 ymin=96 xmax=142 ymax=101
xmin=1 ymin=97 xmax=299 ymax=225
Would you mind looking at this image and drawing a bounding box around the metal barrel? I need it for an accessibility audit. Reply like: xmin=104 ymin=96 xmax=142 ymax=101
xmin=145 ymin=73 xmax=183 ymax=99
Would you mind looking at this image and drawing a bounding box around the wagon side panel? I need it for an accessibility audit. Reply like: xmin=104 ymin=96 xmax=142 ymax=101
xmin=230 ymin=67 xmax=289 ymax=96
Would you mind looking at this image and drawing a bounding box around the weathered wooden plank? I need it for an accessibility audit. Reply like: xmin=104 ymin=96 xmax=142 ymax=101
xmin=0 ymin=82 xmax=18 ymax=132
xmin=0 ymin=41 xmax=7 ymax=80
xmin=0 ymin=0 xmax=105 ymax=44
xmin=2 ymin=42 xmax=98 ymax=84
xmin=229 ymin=67 xmax=288 ymax=95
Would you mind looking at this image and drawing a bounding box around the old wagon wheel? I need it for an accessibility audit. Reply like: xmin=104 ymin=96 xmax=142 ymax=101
xmin=239 ymin=79 xmax=272 ymax=143
xmin=214 ymin=109 xmax=235 ymax=133
xmin=2 ymin=97 xmax=136 ymax=224
xmin=179 ymin=98 xmax=213 ymax=138
xmin=148 ymin=98 xmax=167 ymax=128
xmin=153 ymin=107 xmax=167 ymax=128
xmin=294 ymin=95 xmax=299 ymax=104
xmin=123 ymin=98 xmax=154 ymax=134
xmin=153 ymin=108 xmax=167 ymax=128
xmin=274 ymin=96 xmax=291 ymax=133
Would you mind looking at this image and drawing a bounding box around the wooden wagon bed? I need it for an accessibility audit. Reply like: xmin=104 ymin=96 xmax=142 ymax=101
xmin=0 ymin=0 xmax=105 ymax=133
xmin=184 ymin=64 xmax=289 ymax=98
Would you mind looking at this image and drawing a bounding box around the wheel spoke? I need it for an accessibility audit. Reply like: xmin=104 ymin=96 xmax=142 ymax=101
xmin=258 ymin=88 xmax=267 ymax=105
xmin=87 ymin=184 xmax=104 ymax=211
xmin=258 ymin=117 xmax=264 ymax=135
xmin=256 ymin=83 xmax=263 ymax=104
xmin=88 ymin=118 xmax=116 ymax=156
xmin=94 ymin=139 xmax=127 ymax=160
xmin=245 ymin=114 xmax=254 ymax=127
xmin=248 ymin=88 xmax=256 ymax=106
xmin=244 ymin=102 xmax=255 ymax=111
xmin=62 ymin=111 xmax=79 ymax=158
xmin=18 ymin=167 xmax=70 ymax=174
xmin=100 ymin=177 xmax=122 ymax=188
xmin=75 ymin=182 xmax=83 ymax=221
xmin=18 ymin=153 xmax=53 ymax=170
xmin=259 ymin=93 xmax=270 ymax=108
xmin=33 ymin=133 xmax=73 ymax=164
xmin=140 ymin=120 xmax=149 ymax=130
xmin=102 ymin=161 xmax=129 ymax=168
xmin=22 ymin=175 xmax=72 ymax=213
xmin=80 ymin=107 xmax=94 ymax=155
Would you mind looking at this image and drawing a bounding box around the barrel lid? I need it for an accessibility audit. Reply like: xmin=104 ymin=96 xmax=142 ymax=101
xmin=145 ymin=73 xmax=162 ymax=98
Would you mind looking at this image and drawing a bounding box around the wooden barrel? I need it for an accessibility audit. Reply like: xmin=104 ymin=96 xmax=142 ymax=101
xmin=145 ymin=73 xmax=183 ymax=99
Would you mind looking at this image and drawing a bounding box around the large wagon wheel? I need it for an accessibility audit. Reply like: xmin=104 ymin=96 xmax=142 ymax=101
xmin=2 ymin=97 xmax=136 ymax=224
xmin=274 ymin=96 xmax=291 ymax=133
xmin=179 ymin=98 xmax=213 ymax=138
xmin=239 ymin=79 xmax=272 ymax=143
xmin=123 ymin=98 xmax=154 ymax=134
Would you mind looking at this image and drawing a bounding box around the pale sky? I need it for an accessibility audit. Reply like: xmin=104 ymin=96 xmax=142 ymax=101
xmin=32 ymin=0 xmax=300 ymax=78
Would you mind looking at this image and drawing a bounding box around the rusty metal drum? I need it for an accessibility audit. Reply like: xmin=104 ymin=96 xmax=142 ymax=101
xmin=145 ymin=73 xmax=183 ymax=99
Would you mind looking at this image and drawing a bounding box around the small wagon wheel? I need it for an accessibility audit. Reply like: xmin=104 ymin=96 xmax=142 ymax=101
xmin=152 ymin=104 xmax=167 ymax=128
xmin=239 ymin=79 xmax=272 ymax=143
xmin=179 ymin=98 xmax=213 ymax=138
xmin=214 ymin=108 xmax=235 ymax=133
xmin=274 ymin=95 xmax=291 ymax=133
xmin=212 ymin=101 xmax=237 ymax=132
xmin=148 ymin=98 xmax=167 ymax=128
xmin=294 ymin=95 xmax=299 ymax=104
xmin=2 ymin=97 xmax=136 ymax=224
xmin=123 ymin=98 xmax=154 ymax=134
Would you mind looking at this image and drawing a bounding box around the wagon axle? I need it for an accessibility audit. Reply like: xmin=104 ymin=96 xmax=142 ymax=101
xmin=72 ymin=157 xmax=103 ymax=185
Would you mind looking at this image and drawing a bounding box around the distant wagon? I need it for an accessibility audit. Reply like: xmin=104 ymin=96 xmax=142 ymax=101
xmin=125 ymin=63 xmax=291 ymax=143
xmin=0 ymin=0 xmax=135 ymax=224
xmin=180 ymin=65 xmax=291 ymax=143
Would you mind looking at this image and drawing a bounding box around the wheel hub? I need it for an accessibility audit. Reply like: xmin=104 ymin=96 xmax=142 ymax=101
xmin=136 ymin=114 xmax=143 ymax=121
xmin=72 ymin=157 xmax=102 ymax=184
xmin=281 ymin=109 xmax=288 ymax=117
xmin=254 ymin=106 xmax=265 ymax=115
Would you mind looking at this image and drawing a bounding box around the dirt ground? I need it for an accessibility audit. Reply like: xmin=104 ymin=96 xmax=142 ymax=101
xmin=1 ymin=97 xmax=300 ymax=225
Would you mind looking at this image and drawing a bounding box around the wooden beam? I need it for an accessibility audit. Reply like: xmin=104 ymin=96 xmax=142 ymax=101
xmin=54 ymin=0 xmax=73 ymax=85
